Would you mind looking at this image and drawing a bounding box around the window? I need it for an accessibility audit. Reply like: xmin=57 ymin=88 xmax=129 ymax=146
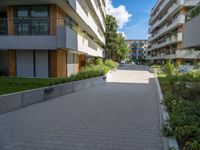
xmin=15 ymin=6 xmax=49 ymax=35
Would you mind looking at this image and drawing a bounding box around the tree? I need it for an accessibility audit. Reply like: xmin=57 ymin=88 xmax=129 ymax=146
xmin=116 ymin=33 xmax=129 ymax=61
xmin=105 ymin=15 xmax=129 ymax=62
xmin=105 ymin=15 xmax=118 ymax=59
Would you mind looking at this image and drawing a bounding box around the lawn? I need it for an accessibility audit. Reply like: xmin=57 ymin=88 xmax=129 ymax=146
xmin=0 ymin=59 xmax=119 ymax=95
xmin=0 ymin=77 xmax=58 ymax=95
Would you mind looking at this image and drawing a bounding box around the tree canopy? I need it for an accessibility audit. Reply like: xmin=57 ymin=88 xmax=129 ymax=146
xmin=105 ymin=15 xmax=129 ymax=62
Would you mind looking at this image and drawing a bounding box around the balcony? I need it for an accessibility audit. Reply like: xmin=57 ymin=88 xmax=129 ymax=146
xmin=149 ymin=1 xmax=181 ymax=34
xmin=148 ymin=33 xmax=183 ymax=51
xmin=147 ymin=50 xmax=200 ymax=60
xmin=68 ymin=0 xmax=105 ymax=44
xmin=149 ymin=15 xmax=185 ymax=42
xmin=77 ymin=34 xmax=104 ymax=57
xmin=176 ymin=50 xmax=200 ymax=58
xmin=0 ymin=18 xmax=79 ymax=50
xmin=149 ymin=0 xmax=193 ymax=25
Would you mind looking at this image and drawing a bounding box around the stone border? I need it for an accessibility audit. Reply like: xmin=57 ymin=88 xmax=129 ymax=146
xmin=0 ymin=76 xmax=106 ymax=115
xmin=153 ymin=72 xmax=179 ymax=150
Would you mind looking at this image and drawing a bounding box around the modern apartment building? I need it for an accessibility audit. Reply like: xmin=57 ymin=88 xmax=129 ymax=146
xmin=0 ymin=0 xmax=106 ymax=78
xmin=183 ymin=3 xmax=200 ymax=54
xmin=125 ymin=40 xmax=148 ymax=60
xmin=147 ymin=0 xmax=200 ymax=64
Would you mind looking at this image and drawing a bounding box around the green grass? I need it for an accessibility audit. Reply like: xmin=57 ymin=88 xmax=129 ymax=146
xmin=0 ymin=59 xmax=119 ymax=95
xmin=0 ymin=77 xmax=58 ymax=95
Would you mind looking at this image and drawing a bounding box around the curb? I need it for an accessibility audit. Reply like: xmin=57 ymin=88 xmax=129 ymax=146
xmin=153 ymin=72 xmax=179 ymax=150
xmin=0 ymin=71 xmax=115 ymax=115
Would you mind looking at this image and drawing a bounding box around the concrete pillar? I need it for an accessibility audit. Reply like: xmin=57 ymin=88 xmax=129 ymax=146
xmin=50 ymin=49 xmax=67 ymax=78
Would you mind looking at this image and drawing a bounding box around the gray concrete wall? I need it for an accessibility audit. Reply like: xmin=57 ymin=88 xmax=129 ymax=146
xmin=0 ymin=76 xmax=106 ymax=114
xmin=183 ymin=14 xmax=200 ymax=48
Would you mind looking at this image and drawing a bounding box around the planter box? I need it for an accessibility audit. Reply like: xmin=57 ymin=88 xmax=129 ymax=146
xmin=0 ymin=76 xmax=106 ymax=115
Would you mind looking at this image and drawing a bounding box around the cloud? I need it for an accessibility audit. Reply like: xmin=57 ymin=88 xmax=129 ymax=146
xmin=117 ymin=31 xmax=127 ymax=38
xmin=106 ymin=0 xmax=132 ymax=29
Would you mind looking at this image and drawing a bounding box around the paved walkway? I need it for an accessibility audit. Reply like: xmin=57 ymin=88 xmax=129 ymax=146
xmin=0 ymin=65 xmax=163 ymax=150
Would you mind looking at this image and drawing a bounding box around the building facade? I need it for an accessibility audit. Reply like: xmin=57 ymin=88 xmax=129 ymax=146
xmin=147 ymin=0 xmax=200 ymax=64
xmin=125 ymin=40 xmax=148 ymax=60
xmin=0 ymin=0 xmax=106 ymax=78
xmin=183 ymin=3 xmax=200 ymax=53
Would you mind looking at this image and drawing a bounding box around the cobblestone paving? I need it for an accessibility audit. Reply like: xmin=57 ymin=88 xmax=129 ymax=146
xmin=0 ymin=65 xmax=163 ymax=150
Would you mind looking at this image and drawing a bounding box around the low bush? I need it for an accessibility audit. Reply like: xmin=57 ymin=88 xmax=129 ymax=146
xmin=164 ymin=60 xmax=176 ymax=76
xmin=95 ymin=58 xmax=104 ymax=65
xmin=158 ymin=70 xmax=200 ymax=149
xmin=104 ymin=59 xmax=119 ymax=69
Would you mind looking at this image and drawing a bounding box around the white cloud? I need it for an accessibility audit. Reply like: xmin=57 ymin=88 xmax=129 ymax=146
xmin=106 ymin=0 xmax=132 ymax=29
xmin=117 ymin=31 xmax=127 ymax=38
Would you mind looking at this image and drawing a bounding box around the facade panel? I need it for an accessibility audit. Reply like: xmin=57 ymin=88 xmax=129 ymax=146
xmin=16 ymin=50 xmax=34 ymax=77
xmin=35 ymin=50 xmax=49 ymax=78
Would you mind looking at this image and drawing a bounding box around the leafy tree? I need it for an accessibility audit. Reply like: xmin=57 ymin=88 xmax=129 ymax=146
xmin=116 ymin=33 xmax=129 ymax=61
xmin=105 ymin=15 xmax=129 ymax=61
xmin=105 ymin=15 xmax=118 ymax=59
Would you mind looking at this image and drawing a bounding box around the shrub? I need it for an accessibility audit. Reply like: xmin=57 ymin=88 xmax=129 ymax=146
xmin=104 ymin=59 xmax=119 ymax=69
xmin=161 ymin=121 xmax=173 ymax=136
xmin=184 ymin=141 xmax=200 ymax=150
xmin=164 ymin=60 xmax=176 ymax=76
xmin=158 ymin=70 xmax=200 ymax=149
xmin=95 ymin=58 xmax=103 ymax=65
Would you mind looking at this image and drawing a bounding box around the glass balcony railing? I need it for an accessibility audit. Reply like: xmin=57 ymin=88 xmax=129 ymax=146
xmin=0 ymin=17 xmax=76 ymax=36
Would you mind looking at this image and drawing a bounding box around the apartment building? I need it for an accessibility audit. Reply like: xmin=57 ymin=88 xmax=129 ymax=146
xmin=0 ymin=0 xmax=106 ymax=78
xmin=183 ymin=3 xmax=200 ymax=56
xmin=125 ymin=40 xmax=148 ymax=60
xmin=147 ymin=0 xmax=200 ymax=64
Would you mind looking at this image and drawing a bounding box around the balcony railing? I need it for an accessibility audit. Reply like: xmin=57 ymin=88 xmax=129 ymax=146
xmin=147 ymin=49 xmax=200 ymax=60
xmin=149 ymin=15 xmax=185 ymax=42
xmin=0 ymin=17 xmax=76 ymax=36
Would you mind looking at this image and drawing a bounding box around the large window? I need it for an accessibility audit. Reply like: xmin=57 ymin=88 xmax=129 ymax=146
xmin=15 ymin=6 xmax=49 ymax=35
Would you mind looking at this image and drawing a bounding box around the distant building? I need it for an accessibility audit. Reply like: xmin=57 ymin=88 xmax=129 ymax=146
xmin=125 ymin=40 xmax=148 ymax=60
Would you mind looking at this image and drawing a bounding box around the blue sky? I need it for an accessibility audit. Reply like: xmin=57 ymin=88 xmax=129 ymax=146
xmin=107 ymin=0 xmax=156 ymax=40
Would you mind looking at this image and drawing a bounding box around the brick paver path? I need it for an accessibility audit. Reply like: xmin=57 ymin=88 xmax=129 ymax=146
xmin=0 ymin=65 xmax=163 ymax=150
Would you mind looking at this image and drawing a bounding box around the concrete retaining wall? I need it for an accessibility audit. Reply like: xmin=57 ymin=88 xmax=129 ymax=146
xmin=0 ymin=76 xmax=106 ymax=114
xmin=153 ymin=72 xmax=179 ymax=150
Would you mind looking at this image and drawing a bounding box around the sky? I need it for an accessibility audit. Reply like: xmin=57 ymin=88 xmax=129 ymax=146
xmin=106 ymin=0 xmax=157 ymax=40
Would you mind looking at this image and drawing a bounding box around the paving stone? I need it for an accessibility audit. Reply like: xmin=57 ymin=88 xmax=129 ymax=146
xmin=0 ymin=65 xmax=162 ymax=150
